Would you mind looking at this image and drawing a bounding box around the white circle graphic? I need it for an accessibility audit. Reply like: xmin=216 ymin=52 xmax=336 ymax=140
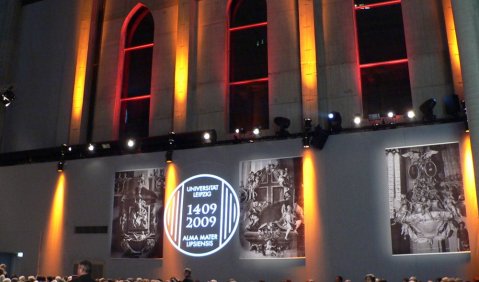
xmin=164 ymin=174 xmax=240 ymax=257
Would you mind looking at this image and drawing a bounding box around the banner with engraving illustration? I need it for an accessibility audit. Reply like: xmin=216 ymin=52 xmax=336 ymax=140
xmin=387 ymin=142 xmax=470 ymax=255
xmin=111 ymin=168 xmax=165 ymax=258
xmin=239 ymin=157 xmax=305 ymax=258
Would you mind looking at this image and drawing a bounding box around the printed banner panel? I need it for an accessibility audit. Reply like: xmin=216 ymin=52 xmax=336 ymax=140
xmin=111 ymin=168 xmax=165 ymax=258
xmin=239 ymin=157 xmax=305 ymax=258
xmin=387 ymin=143 xmax=470 ymax=255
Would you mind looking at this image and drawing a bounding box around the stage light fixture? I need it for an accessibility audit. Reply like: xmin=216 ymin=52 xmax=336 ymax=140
xmin=202 ymin=130 xmax=217 ymax=144
xmin=302 ymin=118 xmax=313 ymax=149
xmin=387 ymin=111 xmax=395 ymax=118
xmin=353 ymin=115 xmax=361 ymax=126
xmin=444 ymin=94 xmax=461 ymax=117
xmin=127 ymin=138 xmax=136 ymax=148
xmin=203 ymin=132 xmax=210 ymax=141
xmin=87 ymin=143 xmax=95 ymax=152
xmin=273 ymin=116 xmax=291 ymax=137
xmin=233 ymin=128 xmax=245 ymax=143
xmin=407 ymin=110 xmax=415 ymax=119
xmin=165 ymin=150 xmax=173 ymax=163
xmin=252 ymin=127 xmax=260 ymax=136
xmin=302 ymin=135 xmax=310 ymax=148
xmin=17 ymin=252 xmax=23 ymax=258
xmin=304 ymin=118 xmax=312 ymax=132
xmin=1 ymin=86 xmax=15 ymax=107
xmin=57 ymin=160 xmax=64 ymax=172
xmin=168 ymin=132 xmax=175 ymax=146
xmin=310 ymin=124 xmax=329 ymax=150
xmin=327 ymin=111 xmax=342 ymax=133
xmin=419 ymin=98 xmax=437 ymax=122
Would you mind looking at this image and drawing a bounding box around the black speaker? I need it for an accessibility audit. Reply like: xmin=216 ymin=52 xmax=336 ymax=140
xmin=310 ymin=125 xmax=329 ymax=150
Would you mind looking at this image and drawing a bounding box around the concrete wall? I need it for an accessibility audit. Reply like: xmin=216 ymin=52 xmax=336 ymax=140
xmin=0 ymin=0 xmax=457 ymax=152
xmin=0 ymin=122 xmax=477 ymax=282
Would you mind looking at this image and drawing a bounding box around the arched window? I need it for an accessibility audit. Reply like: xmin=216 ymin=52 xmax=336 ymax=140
xmin=228 ymin=0 xmax=268 ymax=132
xmin=119 ymin=6 xmax=154 ymax=138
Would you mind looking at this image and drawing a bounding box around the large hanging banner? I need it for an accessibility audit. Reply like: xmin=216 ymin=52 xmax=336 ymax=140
xmin=111 ymin=168 xmax=165 ymax=258
xmin=238 ymin=157 xmax=305 ymax=258
xmin=386 ymin=142 xmax=470 ymax=255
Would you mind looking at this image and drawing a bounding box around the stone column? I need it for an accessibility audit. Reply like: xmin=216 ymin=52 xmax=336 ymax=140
xmin=452 ymin=0 xmax=479 ymax=207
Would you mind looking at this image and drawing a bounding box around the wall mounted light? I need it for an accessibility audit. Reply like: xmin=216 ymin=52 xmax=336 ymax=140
xmin=327 ymin=111 xmax=342 ymax=133
xmin=407 ymin=110 xmax=415 ymax=119
xmin=419 ymin=98 xmax=437 ymax=122
xmin=1 ymin=86 xmax=15 ymax=107
xmin=353 ymin=114 xmax=362 ymax=126
xmin=57 ymin=160 xmax=65 ymax=172
xmin=165 ymin=150 xmax=173 ymax=163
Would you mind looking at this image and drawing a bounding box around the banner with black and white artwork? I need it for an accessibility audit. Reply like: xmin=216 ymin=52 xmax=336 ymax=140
xmin=239 ymin=157 xmax=305 ymax=258
xmin=387 ymin=143 xmax=470 ymax=255
xmin=111 ymin=168 xmax=165 ymax=258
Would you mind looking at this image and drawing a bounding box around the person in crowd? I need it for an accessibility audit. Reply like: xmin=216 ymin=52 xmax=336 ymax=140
xmin=365 ymin=274 xmax=376 ymax=282
xmin=182 ymin=268 xmax=193 ymax=282
xmin=72 ymin=260 xmax=95 ymax=282
xmin=335 ymin=276 xmax=343 ymax=282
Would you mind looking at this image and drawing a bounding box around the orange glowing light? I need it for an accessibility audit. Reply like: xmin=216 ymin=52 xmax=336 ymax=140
xmin=462 ymin=135 xmax=478 ymax=215
xmin=303 ymin=149 xmax=324 ymax=279
xmin=173 ymin=2 xmax=192 ymax=132
xmin=298 ymin=0 xmax=319 ymax=122
xmin=442 ymin=0 xmax=463 ymax=97
xmin=69 ymin=9 xmax=93 ymax=143
xmin=41 ymin=173 xmax=66 ymax=276
xmin=162 ymin=163 xmax=183 ymax=279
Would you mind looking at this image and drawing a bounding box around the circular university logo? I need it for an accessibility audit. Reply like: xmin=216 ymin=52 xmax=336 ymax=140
xmin=164 ymin=174 xmax=240 ymax=257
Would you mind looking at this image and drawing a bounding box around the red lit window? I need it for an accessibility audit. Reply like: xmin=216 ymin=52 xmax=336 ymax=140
xmin=119 ymin=7 xmax=154 ymax=138
xmin=229 ymin=0 xmax=268 ymax=132
xmin=354 ymin=0 xmax=412 ymax=116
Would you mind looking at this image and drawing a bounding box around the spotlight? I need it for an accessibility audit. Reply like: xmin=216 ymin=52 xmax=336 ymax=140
xmin=203 ymin=132 xmax=210 ymax=141
xmin=387 ymin=111 xmax=395 ymax=118
xmin=419 ymin=98 xmax=437 ymax=122
xmin=165 ymin=150 xmax=173 ymax=163
xmin=87 ymin=143 xmax=95 ymax=152
xmin=252 ymin=127 xmax=260 ymax=136
xmin=126 ymin=138 xmax=135 ymax=148
xmin=353 ymin=115 xmax=361 ymax=126
xmin=168 ymin=132 xmax=175 ymax=146
xmin=234 ymin=128 xmax=245 ymax=143
xmin=57 ymin=160 xmax=65 ymax=172
xmin=327 ymin=111 xmax=342 ymax=133
xmin=202 ymin=130 xmax=216 ymax=144
xmin=302 ymin=118 xmax=313 ymax=149
xmin=273 ymin=116 xmax=291 ymax=137
xmin=304 ymin=118 xmax=312 ymax=132
xmin=1 ymin=86 xmax=15 ymax=107
xmin=302 ymin=135 xmax=310 ymax=148
xmin=407 ymin=110 xmax=415 ymax=119
xmin=17 ymin=252 xmax=23 ymax=258
xmin=61 ymin=143 xmax=69 ymax=157
xmin=310 ymin=124 xmax=329 ymax=150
